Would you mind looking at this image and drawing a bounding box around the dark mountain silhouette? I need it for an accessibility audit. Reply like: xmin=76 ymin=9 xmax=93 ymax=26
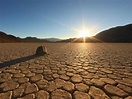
xmin=0 ymin=31 xmax=21 ymax=42
xmin=57 ymin=37 xmax=99 ymax=43
xmin=95 ymin=24 xmax=132 ymax=42
xmin=1 ymin=24 xmax=131 ymax=43
xmin=22 ymin=37 xmax=50 ymax=42
xmin=58 ymin=24 xmax=132 ymax=43
xmin=0 ymin=32 xmax=50 ymax=43
xmin=44 ymin=38 xmax=62 ymax=42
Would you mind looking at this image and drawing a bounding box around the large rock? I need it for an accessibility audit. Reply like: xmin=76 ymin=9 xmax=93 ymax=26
xmin=36 ymin=46 xmax=47 ymax=56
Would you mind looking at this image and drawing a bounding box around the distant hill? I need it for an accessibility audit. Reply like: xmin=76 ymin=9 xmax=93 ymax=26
xmin=0 ymin=32 xmax=50 ymax=43
xmin=95 ymin=24 xmax=132 ymax=42
xmin=22 ymin=37 xmax=50 ymax=42
xmin=0 ymin=31 xmax=21 ymax=43
xmin=1 ymin=24 xmax=132 ymax=43
xmin=57 ymin=37 xmax=99 ymax=43
xmin=44 ymin=38 xmax=62 ymax=42
xmin=58 ymin=24 xmax=132 ymax=43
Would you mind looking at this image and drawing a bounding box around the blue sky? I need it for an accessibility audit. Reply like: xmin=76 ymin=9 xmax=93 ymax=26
xmin=0 ymin=0 xmax=132 ymax=39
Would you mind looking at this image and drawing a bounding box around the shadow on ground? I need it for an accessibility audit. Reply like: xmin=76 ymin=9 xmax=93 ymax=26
xmin=0 ymin=55 xmax=38 ymax=68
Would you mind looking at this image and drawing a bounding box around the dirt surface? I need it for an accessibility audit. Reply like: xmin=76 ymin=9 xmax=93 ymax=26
xmin=0 ymin=43 xmax=132 ymax=99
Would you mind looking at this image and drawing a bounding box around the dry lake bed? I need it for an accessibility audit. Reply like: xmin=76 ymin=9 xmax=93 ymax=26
xmin=0 ymin=43 xmax=132 ymax=99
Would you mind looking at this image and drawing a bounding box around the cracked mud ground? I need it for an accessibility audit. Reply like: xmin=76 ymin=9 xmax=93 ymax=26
xmin=0 ymin=43 xmax=132 ymax=99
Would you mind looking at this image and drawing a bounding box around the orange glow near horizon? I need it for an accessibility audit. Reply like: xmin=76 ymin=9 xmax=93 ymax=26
xmin=77 ymin=29 xmax=90 ymax=38
xmin=76 ymin=28 xmax=92 ymax=43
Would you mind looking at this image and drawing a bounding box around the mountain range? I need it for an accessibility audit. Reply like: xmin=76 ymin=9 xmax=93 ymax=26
xmin=58 ymin=24 xmax=132 ymax=43
xmin=0 ymin=31 xmax=21 ymax=43
xmin=0 ymin=24 xmax=132 ymax=43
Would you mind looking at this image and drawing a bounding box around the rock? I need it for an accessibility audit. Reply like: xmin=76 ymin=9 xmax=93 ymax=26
xmin=36 ymin=46 xmax=47 ymax=56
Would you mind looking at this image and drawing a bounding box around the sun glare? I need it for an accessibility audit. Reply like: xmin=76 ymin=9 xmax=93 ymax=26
xmin=77 ymin=29 xmax=90 ymax=38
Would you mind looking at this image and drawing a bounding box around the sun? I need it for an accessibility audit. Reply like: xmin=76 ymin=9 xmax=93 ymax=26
xmin=77 ymin=29 xmax=90 ymax=38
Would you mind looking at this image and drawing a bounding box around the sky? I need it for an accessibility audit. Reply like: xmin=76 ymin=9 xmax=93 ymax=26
xmin=0 ymin=0 xmax=132 ymax=39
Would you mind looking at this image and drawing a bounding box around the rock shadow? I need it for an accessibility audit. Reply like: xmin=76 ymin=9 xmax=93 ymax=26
xmin=0 ymin=55 xmax=38 ymax=68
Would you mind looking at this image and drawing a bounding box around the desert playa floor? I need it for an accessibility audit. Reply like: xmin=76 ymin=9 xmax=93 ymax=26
xmin=0 ymin=43 xmax=132 ymax=99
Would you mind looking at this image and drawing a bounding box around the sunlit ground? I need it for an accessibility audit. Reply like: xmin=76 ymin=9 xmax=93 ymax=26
xmin=0 ymin=43 xmax=132 ymax=98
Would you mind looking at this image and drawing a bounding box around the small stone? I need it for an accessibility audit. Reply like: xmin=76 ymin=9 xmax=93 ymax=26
xmin=25 ymin=84 xmax=38 ymax=94
xmin=74 ymin=91 xmax=91 ymax=99
xmin=75 ymin=83 xmax=89 ymax=92
xmin=36 ymin=90 xmax=49 ymax=99
xmin=36 ymin=46 xmax=47 ymax=56
xmin=63 ymin=82 xmax=74 ymax=92
xmin=89 ymin=86 xmax=109 ymax=99
xmin=52 ymin=89 xmax=72 ymax=99
xmin=104 ymin=84 xmax=128 ymax=97
xmin=71 ymin=75 xmax=82 ymax=83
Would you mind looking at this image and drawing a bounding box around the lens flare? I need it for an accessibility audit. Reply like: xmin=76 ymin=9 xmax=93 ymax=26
xmin=77 ymin=29 xmax=90 ymax=38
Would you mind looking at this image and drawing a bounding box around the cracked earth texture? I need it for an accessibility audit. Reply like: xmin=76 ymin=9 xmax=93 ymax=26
xmin=0 ymin=43 xmax=132 ymax=99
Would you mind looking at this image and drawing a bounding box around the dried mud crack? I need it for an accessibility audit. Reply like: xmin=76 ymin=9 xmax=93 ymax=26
xmin=0 ymin=43 xmax=132 ymax=99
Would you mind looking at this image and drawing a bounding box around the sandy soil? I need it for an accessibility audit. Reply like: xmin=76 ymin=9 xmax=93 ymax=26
xmin=0 ymin=43 xmax=132 ymax=99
